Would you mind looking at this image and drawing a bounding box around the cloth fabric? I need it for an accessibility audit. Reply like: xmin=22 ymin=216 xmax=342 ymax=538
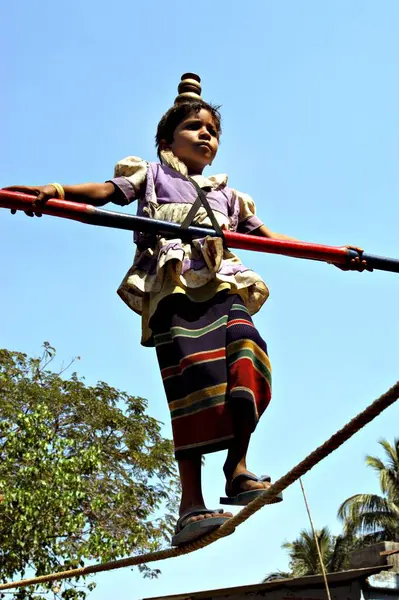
xmin=108 ymin=151 xmax=269 ymax=346
xmin=152 ymin=292 xmax=272 ymax=459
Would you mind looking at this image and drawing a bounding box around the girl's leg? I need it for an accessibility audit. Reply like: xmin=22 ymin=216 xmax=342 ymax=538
xmin=223 ymin=299 xmax=273 ymax=495
xmin=223 ymin=423 xmax=271 ymax=494
xmin=179 ymin=456 xmax=232 ymax=521
xmin=178 ymin=455 xmax=205 ymax=514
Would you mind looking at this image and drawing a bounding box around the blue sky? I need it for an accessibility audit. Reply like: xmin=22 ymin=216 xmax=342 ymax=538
xmin=1 ymin=0 xmax=398 ymax=598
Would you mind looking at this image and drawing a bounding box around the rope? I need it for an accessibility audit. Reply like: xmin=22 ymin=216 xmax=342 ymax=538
xmin=1 ymin=380 xmax=398 ymax=592
xmin=299 ymin=478 xmax=332 ymax=600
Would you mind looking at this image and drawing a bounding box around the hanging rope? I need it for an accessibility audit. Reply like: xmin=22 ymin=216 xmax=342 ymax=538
xmin=0 ymin=380 xmax=397 ymax=592
xmin=299 ymin=478 xmax=332 ymax=600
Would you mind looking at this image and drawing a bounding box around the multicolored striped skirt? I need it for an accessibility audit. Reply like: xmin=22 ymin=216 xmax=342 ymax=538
xmin=152 ymin=292 xmax=272 ymax=460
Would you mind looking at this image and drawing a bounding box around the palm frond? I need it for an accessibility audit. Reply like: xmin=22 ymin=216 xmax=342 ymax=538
xmin=365 ymin=456 xmax=386 ymax=473
xmin=338 ymin=493 xmax=399 ymax=536
xmin=281 ymin=528 xmax=334 ymax=576
xmin=379 ymin=468 xmax=399 ymax=499
xmin=378 ymin=438 xmax=399 ymax=470
xmin=262 ymin=571 xmax=291 ymax=583
xmin=338 ymin=493 xmax=389 ymax=521
xmin=355 ymin=510 xmax=397 ymax=531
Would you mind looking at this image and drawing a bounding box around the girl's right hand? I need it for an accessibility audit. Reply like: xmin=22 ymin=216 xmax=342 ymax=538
xmin=4 ymin=184 xmax=58 ymax=217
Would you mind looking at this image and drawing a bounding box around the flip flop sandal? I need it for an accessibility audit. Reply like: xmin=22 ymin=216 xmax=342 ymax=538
xmin=220 ymin=472 xmax=283 ymax=506
xmin=171 ymin=508 xmax=234 ymax=547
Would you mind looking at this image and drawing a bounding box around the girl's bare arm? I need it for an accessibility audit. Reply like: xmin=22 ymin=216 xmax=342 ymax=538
xmin=3 ymin=182 xmax=119 ymax=216
xmin=252 ymin=224 xmax=367 ymax=271
xmin=252 ymin=224 xmax=298 ymax=241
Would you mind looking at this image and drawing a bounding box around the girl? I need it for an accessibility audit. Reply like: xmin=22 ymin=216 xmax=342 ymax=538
xmin=5 ymin=73 xmax=365 ymax=546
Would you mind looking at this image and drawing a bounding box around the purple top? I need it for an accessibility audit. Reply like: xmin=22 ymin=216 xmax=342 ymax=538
xmin=109 ymin=162 xmax=264 ymax=241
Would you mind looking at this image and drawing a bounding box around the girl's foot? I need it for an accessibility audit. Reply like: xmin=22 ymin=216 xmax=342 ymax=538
xmin=225 ymin=469 xmax=271 ymax=496
xmin=221 ymin=471 xmax=283 ymax=506
xmin=180 ymin=507 xmax=233 ymax=523
xmin=172 ymin=508 xmax=233 ymax=546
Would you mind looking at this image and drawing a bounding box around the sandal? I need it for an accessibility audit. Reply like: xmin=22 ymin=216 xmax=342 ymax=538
xmin=171 ymin=508 xmax=233 ymax=547
xmin=220 ymin=472 xmax=283 ymax=506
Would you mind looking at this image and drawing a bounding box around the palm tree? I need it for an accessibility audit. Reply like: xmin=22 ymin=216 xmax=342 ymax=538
xmin=279 ymin=527 xmax=356 ymax=577
xmin=282 ymin=527 xmax=332 ymax=577
xmin=338 ymin=438 xmax=399 ymax=542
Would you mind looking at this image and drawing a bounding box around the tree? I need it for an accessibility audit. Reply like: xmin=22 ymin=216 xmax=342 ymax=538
xmin=0 ymin=344 xmax=178 ymax=599
xmin=338 ymin=438 xmax=399 ymax=543
xmin=281 ymin=527 xmax=333 ymax=577
xmin=277 ymin=527 xmax=359 ymax=578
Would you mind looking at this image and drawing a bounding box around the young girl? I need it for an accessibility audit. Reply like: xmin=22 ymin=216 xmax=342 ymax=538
xmin=5 ymin=73 xmax=364 ymax=546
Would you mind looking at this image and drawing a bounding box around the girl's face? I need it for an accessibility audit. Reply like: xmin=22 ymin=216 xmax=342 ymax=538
xmin=164 ymin=109 xmax=219 ymax=175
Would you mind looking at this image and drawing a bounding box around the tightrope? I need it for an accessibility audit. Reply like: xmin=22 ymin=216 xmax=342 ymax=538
xmin=1 ymin=380 xmax=398 ymax=591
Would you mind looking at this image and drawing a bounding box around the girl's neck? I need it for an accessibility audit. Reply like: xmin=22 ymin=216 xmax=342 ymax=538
xmin=187 ymin=166 xmax=204 ymax=176
xmin=160 ymin=150 xmax=206 ymax=178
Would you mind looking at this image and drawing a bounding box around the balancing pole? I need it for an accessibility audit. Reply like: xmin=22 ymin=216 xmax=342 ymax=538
xmin=1 ymin=190 xmax=398 ymax=273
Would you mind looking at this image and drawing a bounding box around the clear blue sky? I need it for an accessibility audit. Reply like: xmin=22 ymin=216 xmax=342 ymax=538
xmin=1 ymin=0 xmax=398 ymax=598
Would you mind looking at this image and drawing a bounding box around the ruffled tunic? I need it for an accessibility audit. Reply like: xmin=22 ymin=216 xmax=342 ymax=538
xmin=109 ymin=151 xmax=269 ymax=346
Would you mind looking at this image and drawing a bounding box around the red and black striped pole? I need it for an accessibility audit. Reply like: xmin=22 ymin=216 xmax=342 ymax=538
xmin=1 ymin=190 xmax=398 ymax=273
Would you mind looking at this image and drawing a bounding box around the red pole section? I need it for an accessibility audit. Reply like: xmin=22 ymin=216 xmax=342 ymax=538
xmin=0 ymin=190 xmax=95 ymax=223
xmin=224 ymin=231 xmax=349 ymax=264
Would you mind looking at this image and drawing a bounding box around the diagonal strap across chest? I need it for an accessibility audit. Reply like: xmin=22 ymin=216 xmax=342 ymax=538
xmin=180 ymin=176 xmax=225 ymax=239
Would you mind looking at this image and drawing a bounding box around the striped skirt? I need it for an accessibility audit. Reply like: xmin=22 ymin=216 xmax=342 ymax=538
xmin=152 ymin=292 xmax=272 ymax=460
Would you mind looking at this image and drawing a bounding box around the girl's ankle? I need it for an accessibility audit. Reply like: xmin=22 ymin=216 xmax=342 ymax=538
xmin=179 ymin=502 xmax=207 ymax=516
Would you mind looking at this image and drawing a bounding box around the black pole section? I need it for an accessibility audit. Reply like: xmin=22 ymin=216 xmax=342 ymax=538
xmin=361 ymin=254 xmax=399 ymax=274
xmin=87 ymin=209 xmax=216 ymax=241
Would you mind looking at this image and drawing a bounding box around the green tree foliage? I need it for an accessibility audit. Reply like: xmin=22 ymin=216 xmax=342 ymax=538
xmin=279 ymin=527 xmax=359 ymax=578
xmin=338 ymin=438 xmax=399 ymax=542
xmin=0 ymin=344 xmax=178 ymax=599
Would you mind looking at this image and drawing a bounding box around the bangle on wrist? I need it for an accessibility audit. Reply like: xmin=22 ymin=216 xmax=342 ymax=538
xmin=51 ymin=183 xmax=65 ymax=199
